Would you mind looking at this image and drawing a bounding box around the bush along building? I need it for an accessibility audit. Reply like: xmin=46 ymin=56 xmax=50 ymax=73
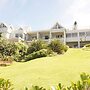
xmin=0 ymin=22 xmax=90 ymax=48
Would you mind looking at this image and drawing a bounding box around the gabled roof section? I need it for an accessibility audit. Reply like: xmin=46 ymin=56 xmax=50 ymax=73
xmin=51 ymin=22 xmax=63 ymax=29
xmin=19 ymin=27 xmax=23 ymax=30
xmin=0 ymin=23 xmax=7 ymax=28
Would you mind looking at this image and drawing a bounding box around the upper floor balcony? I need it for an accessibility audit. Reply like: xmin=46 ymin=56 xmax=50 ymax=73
xmin=66 ymin=31 xmax=90 ymax=42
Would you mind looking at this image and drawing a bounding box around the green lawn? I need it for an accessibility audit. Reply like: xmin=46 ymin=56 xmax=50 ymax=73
xmin=0 ymin=48 xmax=90 ymax=90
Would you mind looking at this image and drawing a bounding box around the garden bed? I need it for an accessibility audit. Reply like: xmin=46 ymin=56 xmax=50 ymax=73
xmin=0 ymin=60 xmax=12 ymax=66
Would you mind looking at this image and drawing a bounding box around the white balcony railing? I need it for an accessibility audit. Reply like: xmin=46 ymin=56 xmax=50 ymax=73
xmin=26 ymin=36 xmax=90 ymax=43
xmin=66 ymin=36 xmax=90 ymax=42
xmin=66 ymin=37 xmax=78 ymax=42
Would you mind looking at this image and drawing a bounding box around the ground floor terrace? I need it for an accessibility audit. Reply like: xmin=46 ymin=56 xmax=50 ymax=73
xmin=66 ymin=41 xmax=90 ymax=48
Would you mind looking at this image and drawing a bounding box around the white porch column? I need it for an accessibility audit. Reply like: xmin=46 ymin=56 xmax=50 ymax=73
xmin=85 ymin=32 xmax=86 ymax=41
xmin=37 ymin=32 xmax=39 ymax=40
xmin=64 ymin=29 xmax=66 ymax=45
xmin=26 ymin=34 xmax=29 ymax=41
xmin=23 ymin=33 xmax=25 ymax=40
xmin=78 ymin=32 xmax=80 ymax=48
xmin=49 ymin=30 xmax=52 ymax=42
xmin=24 ymin=34 xmax=27 ymax=40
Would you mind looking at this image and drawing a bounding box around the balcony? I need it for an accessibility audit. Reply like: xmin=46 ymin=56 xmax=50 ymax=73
xmin=66 ymin=36 xmax=90 ymax=42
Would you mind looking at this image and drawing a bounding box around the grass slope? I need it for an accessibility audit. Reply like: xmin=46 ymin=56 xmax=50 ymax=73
xmin=0 ymin=48 xmax=90 ymax=90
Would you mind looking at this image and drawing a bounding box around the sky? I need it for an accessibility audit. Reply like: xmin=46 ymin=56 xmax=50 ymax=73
xmin=0 ymin=0 xmax=90 ymax=30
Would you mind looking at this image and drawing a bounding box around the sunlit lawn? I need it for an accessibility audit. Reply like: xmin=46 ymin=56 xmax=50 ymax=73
xmin=0 ymin=48 xmax=90 ymax=90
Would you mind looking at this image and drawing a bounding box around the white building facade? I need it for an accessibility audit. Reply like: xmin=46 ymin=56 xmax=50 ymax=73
xmin=0 ymin=22 xmax=90 ymax=48
xmin=0 ymin=22 xmax=31 ymax=42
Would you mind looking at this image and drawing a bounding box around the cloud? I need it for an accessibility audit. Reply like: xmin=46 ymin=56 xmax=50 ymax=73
xmin=66 ymin=0 xmax=90 ymax=27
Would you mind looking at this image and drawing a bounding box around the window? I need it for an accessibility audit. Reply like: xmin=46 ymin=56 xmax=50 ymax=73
xmin=56 ymin=35 xmax=60 ymax=38
xmin=79 ymin=32 xmax=85 ymax=37
xmin=56 ymin=35 xmax=63 ymax=38
xmin=20 ymin=34 xmax=23 ymax=38
xmin=15 ymin=34 xmax=19 ymax=38
xmin=45 ymin=36 xmax=49 ymax=39
xmin=86 ymin=32 xmax=90 ymax=36
xmin=72 ymin=33 xmax=77 ymax=37
xmin=66 ymin=33 xmax=71 ymax=37
xmin=15 ymin=34 xmax=23 ymax=38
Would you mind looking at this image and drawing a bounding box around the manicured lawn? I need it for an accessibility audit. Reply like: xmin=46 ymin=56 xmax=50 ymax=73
xmin=0 ymin=48 xmax=90 ymax=90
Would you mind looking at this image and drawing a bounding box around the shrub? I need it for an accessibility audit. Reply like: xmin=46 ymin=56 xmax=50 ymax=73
xmin=0 ymin=38 xmax=8 ymax=57
xmin=0 ymin=78 xmax=13 ymax=90
xmin=1 ymin=73 xmax=90 ymax=90
xmin=13 ymin=42 xmax=28 ymax=62
xmin=0 ymin=39 xmax=28 ymax=62
xmin=0 ymin=56 xmax=13 ymax=66
xmin=24 ymin=72 xmax=90 ymax=90
xmin=0 ymin=38 xmax=17 ymax=57
xmin=84 ymin=44 xmax=90 ymax=47
xmin=15 ymin=42 xmax=28 ymax=55
xmin=5 ymin=43 xmax=17 ymax=56
xmin=83 ymin=44 xmax=90 ymax=51
xmin=31 ymin=85 xmax=46 ymax=90
xmin=25 ymin=49 xmax=48 ymax=61
xmin=48 ymin=39 xmax=68 ymax=54
xmin=62 ymin=44 xmax=68 ymax=52
xmin=27 ymin=40 xmax=47 ymax=54
xmin=56 ymin=72 xmax=90 ymax=90
xmin=25 ymin=85 xmax=46 ymax=90
xmin=1 ymin=56 xmax=13 ymax=62
xmin=46 ymin=48 xmax=57 ymax=56
xmin=13 ymin=54 xmax=21 ymax=62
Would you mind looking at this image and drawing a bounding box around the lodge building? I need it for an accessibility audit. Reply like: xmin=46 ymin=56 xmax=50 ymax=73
xmin=0 ymin=22 xmax=90 ymax=48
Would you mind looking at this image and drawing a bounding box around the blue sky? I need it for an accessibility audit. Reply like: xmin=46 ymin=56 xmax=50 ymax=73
xmin=0 ymin=0 xmax=90 ymax=30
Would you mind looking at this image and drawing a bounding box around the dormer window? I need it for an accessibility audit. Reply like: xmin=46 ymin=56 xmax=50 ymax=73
xmin=57 ymin=26 xmax=61 ymax=29
xmin=15 ymin=34 xmax=23 ymax=38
